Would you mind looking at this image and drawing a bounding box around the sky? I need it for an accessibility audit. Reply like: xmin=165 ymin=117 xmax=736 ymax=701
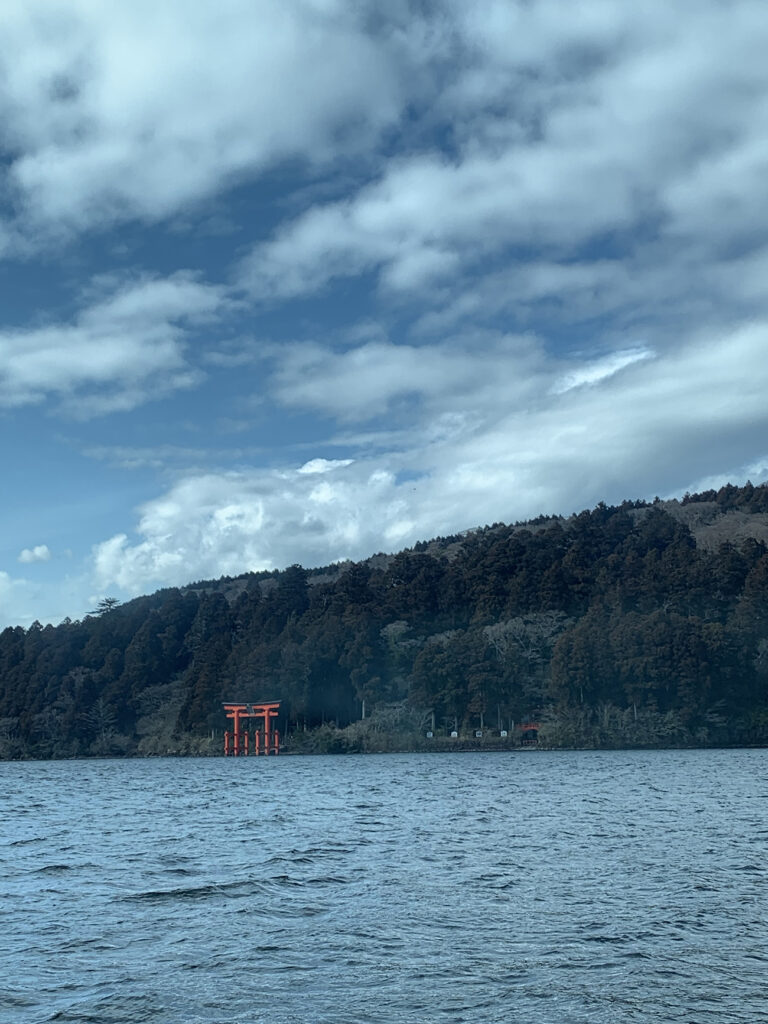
xmin=1 ymin=0 xmax=768 ymax=629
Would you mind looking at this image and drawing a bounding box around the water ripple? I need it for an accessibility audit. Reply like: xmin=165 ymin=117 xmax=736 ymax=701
xmin=1 ymin=749 xmax=767 ymax=1023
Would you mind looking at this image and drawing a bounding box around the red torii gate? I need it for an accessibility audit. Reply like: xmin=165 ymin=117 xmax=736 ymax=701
xmin=223 ymin=701 xmax=281 ymax=756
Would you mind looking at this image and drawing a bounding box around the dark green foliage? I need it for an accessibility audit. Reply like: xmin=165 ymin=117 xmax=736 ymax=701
xmin=2 ymin=483 xmax=768 ymax=757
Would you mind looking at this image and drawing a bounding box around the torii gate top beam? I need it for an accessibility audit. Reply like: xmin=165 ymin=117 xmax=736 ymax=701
xmin=223 ymin=702 xmax=280 ymax=716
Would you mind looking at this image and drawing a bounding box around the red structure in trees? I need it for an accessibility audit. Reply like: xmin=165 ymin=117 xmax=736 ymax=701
xmin=516 ymin=720 xmax=540 ymax=746
xmin=223 ymin=702 xmax=281 ymax=756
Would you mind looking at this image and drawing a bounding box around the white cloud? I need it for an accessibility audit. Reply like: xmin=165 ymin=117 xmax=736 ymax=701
xmin=91 ymin=321 xmax=768 ymax=596
xmin=679 ymin=458 xmax=768 ymax=499
xmin=0 ymin=271 xmax=225 ymax=414
xmin=0 ymin=0 xmax=404 ymax=241
xmin=552 ymin=348 xmax=653 ymax=394
xmin=18 ymin=544 xmax=51 ymax=563
xmin=269 ymin=335 xmax=543 ymax=421
xmin=0 ymin=570 xmax=33 ymax=625
xmin=240 ymin=145 xmax=639 ymax=299
xmin=238 ymin=0 xmax=768 ymax=328
xmin=298 ymin=458 xmax=355 ymax=475
xmin=0 ymin=565 xmax=95 ymax=629
xmin=91 ymin=467 xmax=404 ymax=593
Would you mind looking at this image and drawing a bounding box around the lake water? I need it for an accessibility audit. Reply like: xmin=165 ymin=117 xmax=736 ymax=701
xmin=1 ymin=750 xmax=767 ymax=1024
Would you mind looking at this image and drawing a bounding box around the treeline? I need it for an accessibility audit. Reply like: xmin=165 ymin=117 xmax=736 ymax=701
xmin=2 ymin=483 xmax=768 ymax=758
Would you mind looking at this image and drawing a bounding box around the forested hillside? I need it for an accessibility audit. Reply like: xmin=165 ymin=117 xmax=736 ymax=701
xmin=2 ymin=482 xmax=768 ymax=758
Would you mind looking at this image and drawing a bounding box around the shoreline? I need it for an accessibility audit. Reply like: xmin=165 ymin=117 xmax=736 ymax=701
xmin=3 ymin=741 xmax=767 ymax=763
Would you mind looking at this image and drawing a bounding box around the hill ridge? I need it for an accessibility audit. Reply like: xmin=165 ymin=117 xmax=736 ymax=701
xmin=2 ymin=481 xmax=767 ymax=758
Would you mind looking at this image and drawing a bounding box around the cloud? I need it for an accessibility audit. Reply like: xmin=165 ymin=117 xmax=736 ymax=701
xmin=268 ymin=335 xmax=543 ymax=422
xmin=91 ymin=321 xmax=768 ymax=596
xmin=0 ymin=566 xmax=93 ymax=629
xmin=18 ymin=544 xmax=51 ymax=563
xmin=0 ymin=0 xmax=404 ymax=242
xmin=298 ymin=458 xmax=355 ymax=475
xmin=91 ymin=465 xmax=395 ymax=593
xmin=552 ymin=348 xmax=653 ymax=394
xmin=0 ymin=271 xmax=225 ymax=414
xmin=0 ymin=570 xmax=33 ymax=625
xmin=239 ymin=146 xmax=638 ymax=299
xmin=681 ymin=457 xmax=768 ymax=499
xmin=238 ymin=0 xmax=768 ymax=334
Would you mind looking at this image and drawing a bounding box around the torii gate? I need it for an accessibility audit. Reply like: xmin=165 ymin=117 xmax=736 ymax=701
xmin=223 ymin=701 xmax=281 ymax=756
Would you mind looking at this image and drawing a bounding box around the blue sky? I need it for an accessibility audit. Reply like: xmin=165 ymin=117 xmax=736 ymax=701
xmin=2 ymin=0 xmax=768 ymax=628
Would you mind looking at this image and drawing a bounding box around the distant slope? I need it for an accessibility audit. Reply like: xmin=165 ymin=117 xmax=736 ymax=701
xmin=1 ymin=481 xmax=767 ymax=758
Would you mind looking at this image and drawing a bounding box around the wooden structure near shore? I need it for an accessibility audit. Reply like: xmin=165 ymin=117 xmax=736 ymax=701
xmin=223 ymin=701 xmax=280 ymax=756
xmin=518 ymin=721 xmax=540 ymax=745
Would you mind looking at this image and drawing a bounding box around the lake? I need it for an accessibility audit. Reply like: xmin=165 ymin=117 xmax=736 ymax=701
xmin=1 ymin=749 xmax=766 ymax=1023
